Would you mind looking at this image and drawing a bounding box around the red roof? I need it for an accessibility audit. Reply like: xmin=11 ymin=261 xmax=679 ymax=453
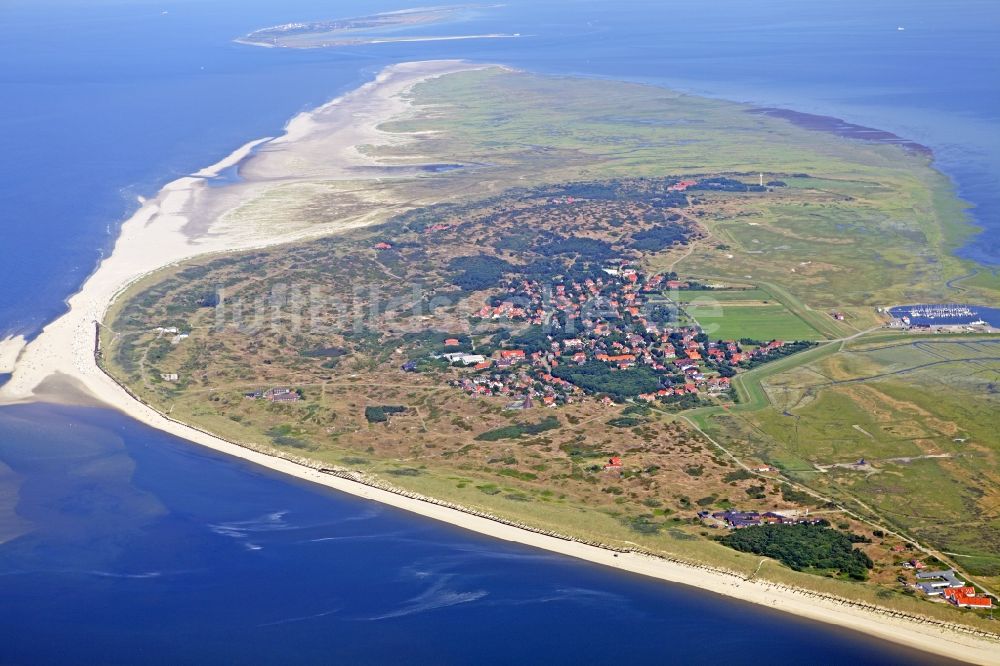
xmin=960 ymin=597 xmax=993 ymax=607
xmin=602 ymin=354 xmax=636 ymax=363
xmin=944 ymin=587 xmax=993 ymax=608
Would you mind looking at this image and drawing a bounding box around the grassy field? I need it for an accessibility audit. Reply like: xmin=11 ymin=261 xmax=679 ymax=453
xmin=663 ymin=181 xmax=1000 ymax=313
xmin=686 ymin=302 xmax=825 ymax=341
xmin=696 ymin=334 xmax=1000 ymax=592
xmin=683 ymin=288 xmax=773 ymax=302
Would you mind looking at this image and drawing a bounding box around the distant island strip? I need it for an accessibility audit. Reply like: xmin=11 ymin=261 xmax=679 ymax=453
xmin=235 ymin=5 xmax=520 ymax=49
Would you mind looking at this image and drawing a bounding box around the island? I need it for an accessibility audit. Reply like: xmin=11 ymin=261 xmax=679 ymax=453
xmin=236 ymin=5 xmax=519 ymax=49
xmin=3 ymin=62 xmax=998 ymax=663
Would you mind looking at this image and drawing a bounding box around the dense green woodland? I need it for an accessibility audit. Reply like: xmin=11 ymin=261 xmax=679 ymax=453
xmin=721 ymin=523 xmax=874 ymax=580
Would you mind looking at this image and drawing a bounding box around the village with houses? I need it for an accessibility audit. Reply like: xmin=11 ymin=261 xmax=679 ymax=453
xmin=148 ymin=175 xmax=818 ymax=425
xmin=699 ymin=508 xmax=823 ymax=529
xmin=406 ymin=261 xmax=808 ymax=410
xmin=912 ymin=569 xmax=994 ymax=609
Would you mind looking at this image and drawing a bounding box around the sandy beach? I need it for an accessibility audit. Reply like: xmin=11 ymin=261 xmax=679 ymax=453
xmin=0 ymin=59 xmax=482 ymax=404
xmin=0 ymin=335 xmax=25 ymax=375
xmin=1 ymin=60 xmax=998 ymax=664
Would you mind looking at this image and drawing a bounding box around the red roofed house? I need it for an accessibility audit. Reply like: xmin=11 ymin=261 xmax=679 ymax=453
xmin=943 ymin=587 xmax=993 ymax=609
xmin=374 ymin=242 xmax=392 ymax=250
xmin=604 ymin=354 xmax=636 ymax=363
xmin=444 ymin=338 xmax=460 ymax=346
xmin=668 ymin=179 xmax=698 ymax=191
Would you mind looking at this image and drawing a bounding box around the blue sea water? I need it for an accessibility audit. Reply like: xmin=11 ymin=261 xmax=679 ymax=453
xmin=0 ymin=404 xmax=955 ymax=664
xmin=888 ymin=304 xmax=1000 ymax=327
xmin=1 ymin=0 xmax=998 ymax=662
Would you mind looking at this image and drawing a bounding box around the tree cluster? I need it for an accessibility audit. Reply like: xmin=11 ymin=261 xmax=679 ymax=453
xmin=721 ymin=523 xmax=874 ymax=580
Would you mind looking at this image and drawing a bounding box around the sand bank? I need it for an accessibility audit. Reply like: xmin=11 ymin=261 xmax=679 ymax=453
xmin=0 ymin=61 xmax=997 ymax=664
xmin=0 ymin=335 xmax=26 ymax=375
xmin=0 ymin=60 xmax=482 ymax=404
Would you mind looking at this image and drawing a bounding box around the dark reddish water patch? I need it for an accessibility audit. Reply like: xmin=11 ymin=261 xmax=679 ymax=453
xmin=749 ymin=107 xmax=933 ymax=156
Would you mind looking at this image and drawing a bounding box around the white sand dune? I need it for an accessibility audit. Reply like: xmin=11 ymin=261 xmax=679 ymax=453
xmin=0 ymin=61 xmax=997 ymax=664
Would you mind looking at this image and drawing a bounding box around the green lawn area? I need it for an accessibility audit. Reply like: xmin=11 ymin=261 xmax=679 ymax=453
xmin=688 ymin=303 xmax=824 ymax=341
xmin=681 ymin=288 xmax=773 ymax=302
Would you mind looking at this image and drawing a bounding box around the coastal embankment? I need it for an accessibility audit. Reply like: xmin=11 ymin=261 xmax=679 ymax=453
xmin=1 ymin=61 xmax=998 ymax=665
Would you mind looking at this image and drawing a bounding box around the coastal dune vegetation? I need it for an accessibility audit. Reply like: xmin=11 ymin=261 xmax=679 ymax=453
xmin=97 ymin=66 xmax=1000 ymax=637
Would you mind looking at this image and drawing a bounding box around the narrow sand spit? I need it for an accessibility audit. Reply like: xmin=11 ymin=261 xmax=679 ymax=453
xmin=1 ymin=61 xmax=998 ymax=664
xmin=0 ymin=60 xmax=481 ymax=404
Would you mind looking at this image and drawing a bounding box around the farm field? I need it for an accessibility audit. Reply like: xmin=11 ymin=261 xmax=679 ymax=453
xmin=679 ymin=288 xmax=773 ymax=303
xmin=686 ymin=302 xmax=825 ymax=342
